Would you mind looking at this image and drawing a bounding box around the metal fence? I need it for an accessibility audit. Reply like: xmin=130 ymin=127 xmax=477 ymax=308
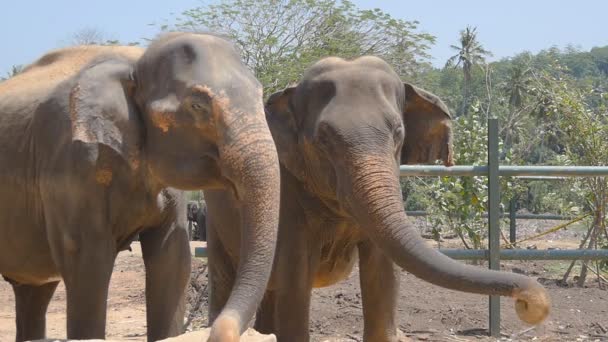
xmin=194 ymin=118 xmax=608 ymax=337
xmin=400 ymin=118 xmax=608 ymax=337
xmin=406 ymin=208 xmax=571 ymax=244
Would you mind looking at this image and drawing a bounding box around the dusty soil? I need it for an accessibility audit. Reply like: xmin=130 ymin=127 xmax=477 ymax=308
xmin=2 ymin=219 xmax=607 ymax=342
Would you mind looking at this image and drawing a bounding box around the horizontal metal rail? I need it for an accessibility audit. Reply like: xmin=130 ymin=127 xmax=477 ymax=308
xmin=515 ymin=176 xmax=567 ymax=180
xmin=439 ymin=248 xmax=608 ymax=261
xmin=405 ymin=210 xmax=570 ymax=220
xmin=400 ymin=165 xmax=608 ymax=177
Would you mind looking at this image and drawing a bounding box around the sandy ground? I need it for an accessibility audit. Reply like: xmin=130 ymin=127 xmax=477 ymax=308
xmin=2 ymin=219 xmax=608 ymax=342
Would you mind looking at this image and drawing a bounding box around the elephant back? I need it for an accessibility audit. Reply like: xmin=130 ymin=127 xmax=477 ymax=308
xmin=0 ymin=45 xmax=143 ymax=102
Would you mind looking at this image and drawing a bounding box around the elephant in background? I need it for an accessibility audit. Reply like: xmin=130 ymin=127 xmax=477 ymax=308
xmin=187 ymin=200 xmax=207 ymax=241
xmin=205 ymin=56 xmax=550 ymax=341
xmin=0 ymin=32 xmax=280 ymax=342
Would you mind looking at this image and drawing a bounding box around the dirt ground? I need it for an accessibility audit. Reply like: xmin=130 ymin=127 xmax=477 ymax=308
xmin=1 ymin=218 xmax=608 ymax=342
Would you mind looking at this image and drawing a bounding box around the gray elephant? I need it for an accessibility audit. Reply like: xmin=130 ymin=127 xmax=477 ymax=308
xmin=205 ymin=56 xmax=550 ymax=341
xmin=0 ymin=32 xmax=280 ymax=342
xmin=187 ymin=200 xmax=207 ymax=241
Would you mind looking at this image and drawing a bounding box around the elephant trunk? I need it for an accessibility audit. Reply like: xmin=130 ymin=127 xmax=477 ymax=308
xmin=346 ymin=154 xmax=550 ymax=325
xmin=211 ymin=108 xmax=281 ymax=340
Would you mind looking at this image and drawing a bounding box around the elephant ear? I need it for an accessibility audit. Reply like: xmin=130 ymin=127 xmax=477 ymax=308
xmin=68 ymin=57 xmax=142 ymax=170
xmin=401 ymin=83 xmax=454 ymax=167
xmin=265 ymin=86 xmax=306 ymax=179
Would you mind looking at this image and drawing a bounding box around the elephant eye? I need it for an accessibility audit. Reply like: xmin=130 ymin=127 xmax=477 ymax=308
xmin=394 ymin=125 xmax=405 ymax=143
xmin=393 ymin=125 xmax=405 ymax=157
xmin=190 ymin=101 xmax=212 ymax=118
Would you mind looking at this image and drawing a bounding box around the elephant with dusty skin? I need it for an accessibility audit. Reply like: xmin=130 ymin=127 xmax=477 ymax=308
xmin=204 ymin=56 xmax=550 ymax=341
xmin=0 ymin=32 xmax=280 ymax=342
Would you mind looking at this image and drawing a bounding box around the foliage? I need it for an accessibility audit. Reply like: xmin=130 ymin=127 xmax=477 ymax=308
xmin=187 ymin=191 xmax=205 ymax=202
xmin=528 ymin=64 xmax=607 ymax=282
xmin=0 ymin=65 xmax=23 ymax=81
xmin=167 ymin=0 xmax=435 ymax=95
xmin=423 ymin=105 xmax=516 ymax=249
xmin=70 ymin=28 xmax=140 ymax=46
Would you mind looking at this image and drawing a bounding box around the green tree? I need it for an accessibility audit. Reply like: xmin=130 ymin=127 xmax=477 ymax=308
xmin=529 ymin=64 xmax=608 ymax=286
xmin=1 ymin=65 xmax=23 ymax=81
xmin=168 ymin=0 xmax=435 ymax=95
xmin=446 ymin=26 xmax=492 ymax=116
xmin=423 ymin=103 xmax=517 ymax=250
xmin=591 ymin=46 xmax=608 ymax=75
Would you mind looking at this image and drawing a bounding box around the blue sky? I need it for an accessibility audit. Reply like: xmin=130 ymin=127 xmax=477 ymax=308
xmin=1 ymin=0 xmax=607 ymax=75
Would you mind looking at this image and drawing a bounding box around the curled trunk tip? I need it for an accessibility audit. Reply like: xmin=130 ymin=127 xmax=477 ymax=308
xmin=209 ymin=314 xmax=240 ymax=341
xmin=513 ymin=284 xmax=551 ymax=325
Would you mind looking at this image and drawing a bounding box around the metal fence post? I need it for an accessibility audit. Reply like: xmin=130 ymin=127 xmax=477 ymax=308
xmin=488 ymin=118 xmax=501 ymax=337
xmin=509 ymin=198 xmax=517 ymax=244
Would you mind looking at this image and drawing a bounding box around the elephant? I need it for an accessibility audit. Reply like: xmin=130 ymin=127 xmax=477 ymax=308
xmin=187 ymin=200 xmax=201 ymax=240
xmin=187 ymin=200 xmax=208 ymax=241
xmin=204 ymin=56 xmax=550 ymax=342
xmin=0 ymin=32 xmax=280 ymax=342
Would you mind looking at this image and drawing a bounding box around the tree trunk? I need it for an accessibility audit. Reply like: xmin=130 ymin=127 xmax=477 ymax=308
xmin=460 ymin=64 xmax=471 ymax=117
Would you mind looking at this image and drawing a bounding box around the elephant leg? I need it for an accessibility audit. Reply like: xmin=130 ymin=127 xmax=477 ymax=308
xmin=358 ymin=240 xmax=400 ymax=342
xmin=58 ymin=234 xmax=115 ymax=339
xmin=187 ymin=221 xmax=193 ymax=241
xmin=140 ymin=223 xmax=191 ymax=341
xmin=11 ymin=281 xmax=59 ymax=342
xmin=200 ymin=223 xmax=207 ymax=242
xmin=271 ymin=229 xmax=314 ymax=342
xmin=273 ymin=270 xmax=312 ymax=342
xmin=254 ymin=290 xmax=276 ymax=334
xmin=206 ymin=222 xmax=237 ymax=325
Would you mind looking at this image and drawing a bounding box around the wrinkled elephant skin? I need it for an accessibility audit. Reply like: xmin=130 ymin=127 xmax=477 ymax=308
xmin=206 ymin=56 xmax=550 ymax=342
xmin=0 ymin=32 xmax=280 ymax=342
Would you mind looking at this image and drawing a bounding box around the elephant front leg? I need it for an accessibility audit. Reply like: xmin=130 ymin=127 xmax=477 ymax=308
xmin=358 ymin=240 xmax=400 ymax=342
xmin=271 ymin=230 xmax=315 ymax=342
xmin=140 ymin=222 xmax=191 ymax=341
xmin=206 ymin=221 xmax=237 ymax=325
xmin=56 ymin=233 xmax=116 ymax=339
xmin=254 ymin=290 xmax=277 ymax=334
xmin=11 ymin=281 xmax=59 ymax=342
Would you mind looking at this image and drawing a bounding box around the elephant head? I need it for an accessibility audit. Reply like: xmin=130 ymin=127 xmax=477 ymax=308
xmin=71 ymin=33 xmax=280 ymax=340
xmin=137 ymin=33 xmax=280 ymax=340
xmin=187 ymin=201 xmax=200 ymax=221
xmin=265 ymin=56 xmax=549 ymax=325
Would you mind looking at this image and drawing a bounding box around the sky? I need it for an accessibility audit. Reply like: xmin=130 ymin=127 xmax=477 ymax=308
xmin=1 ymin=0 xmax=607 ymax=75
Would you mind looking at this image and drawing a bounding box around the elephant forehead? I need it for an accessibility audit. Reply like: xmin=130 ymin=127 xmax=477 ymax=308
xmin=305 ymin=56 xmax=398 ymax=83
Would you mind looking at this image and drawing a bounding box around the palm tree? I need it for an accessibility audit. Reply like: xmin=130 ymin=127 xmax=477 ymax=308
xmin=500 ymin=59 xmax=533 ymax=152
xmin=503 ymin=60 xmax=532 ymax=110
xmin=446 ymin=26 xmax=492 ymax=116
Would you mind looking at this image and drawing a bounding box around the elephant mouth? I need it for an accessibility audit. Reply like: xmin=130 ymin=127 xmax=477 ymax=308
xmin=197 ymin=153 xmax=240 ymax=200
xmin=201 ymin=146 xmax=220 ymax=162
